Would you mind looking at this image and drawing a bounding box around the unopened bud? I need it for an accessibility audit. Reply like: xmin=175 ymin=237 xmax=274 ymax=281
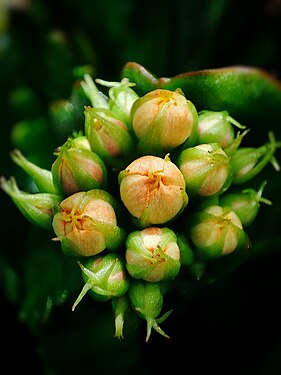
xmin=72 ymin=254 xmax=130 ymax=310
xmin=125 ymin=227 xmax=181 ymax=282
xmin=131 ymin=88 xmax=198 ymax=156
xmin=84 ymin=107 xmax=135 ymax=168
xmin=119 ymin=154 xmax=188 ymax=228
xmin=52 ymin=189 xmax=126 ymax=257
xmin=197 ymin=110 xmax=246 ymax=148
xmin=177 ymin=143 xmax=233 ymax=197
xmin=190 ymin=205 xmax=247 ymax=260
xmin=51 ymin=133 xmax=107 ymax=196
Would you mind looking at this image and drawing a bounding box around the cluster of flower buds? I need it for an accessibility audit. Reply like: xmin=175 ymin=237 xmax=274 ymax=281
xmin=1 ymin=72 xmax=280 ymax=342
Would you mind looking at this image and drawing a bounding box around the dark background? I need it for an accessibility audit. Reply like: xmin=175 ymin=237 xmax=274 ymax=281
xmin=1 ymin=0 xmax=281 ymax=374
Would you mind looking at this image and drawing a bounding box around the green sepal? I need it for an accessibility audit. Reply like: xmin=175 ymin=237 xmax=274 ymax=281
xmin=96 ymin=77 xmax=139 ymax=130
xmin=0 ymin=176 xmax=62 ymax=231
xmin=72 ymin=254 xmax=130 ymax=309
xmin=231 ymin=131 xmax=281 ymax=184
xmin=10 ymin=149 xmax=57 ymax=194
xmin=128 ymin=279 xmax=171 ymax=341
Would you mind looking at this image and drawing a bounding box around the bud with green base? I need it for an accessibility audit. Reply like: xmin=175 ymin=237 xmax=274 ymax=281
xmin=84 ymin=107 xmax=135 ymax=169
xmin=52 ymin=189 xmax=126 ymax=257
xmin=131 ymin=88 xmax=198 ymax=156
xmin=0 ymin=176 xmax=62 ymax=231
xmin=197 ymin=110 xmax=246 ymax=149
xmin=125 ymin=227 xmax=181 ymax=282
xmin=119 ymin=154 xmax=188 ymax=228
xmin=72 ymin=253 xmax=130 ymax=310
xmin=128 ymin=279 xmax=172 ymax=342
xmin=219 ymin=180 xmax=272 ymax=227
xmin=177 ymin=143 xmax=233 ymax=197
xmin=51 ymin=133 xmax=107 ymax=196
xmin=190 ymin=205 xmax=247 ymax=260
xmin=231 ymin=131 xmax=281 ymax=184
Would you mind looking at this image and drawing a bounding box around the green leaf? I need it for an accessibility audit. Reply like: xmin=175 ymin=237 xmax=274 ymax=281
xmin=122 ymin=62 xmax=281 ymax=126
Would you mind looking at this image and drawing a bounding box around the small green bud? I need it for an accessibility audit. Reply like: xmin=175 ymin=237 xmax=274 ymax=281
xmin=51 ymin=133 xmax=107 ymax=196
xmin=0 ymin=176 xmax=62 ymax=231
xmin=112 ymin=295 xmax=130 ymax=340
xmin=131 ymin=88 xmax=198 ymax=156
xmin=119 ymin=154 xmax=188 ymax=228
xmin=197 ymin=110 xmax=246 ymax=148
xmin=95 ymin=78 xmax=139 ymax=129
xmin=125 ymin=227 xmax=181 ymax=282
xmin=84 ymin=107 xmax=135 ymax=168
xmin=177 ymin=143 xmax=233 ymax=197
xmin=220 ymin=180 xmax=272 ymax=227
xmin=72 ymin=254 xmax=130 ymax=310
xmin=52 ymin=189 xmax=126 ymax=257
xmin=190 ymin=205 xmax=247 ymax=260
xmin=231 ymin=131 xmax=281 ymax=184
xmin=128 ymin=279 xmax=172 ymax=342
xmin=10 ymin=149 xmax=57 ymax=194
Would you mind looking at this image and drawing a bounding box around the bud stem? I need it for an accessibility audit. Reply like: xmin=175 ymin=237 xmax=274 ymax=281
xmin=112 ymin=295 xmax=130 ymax=340
xmin=81 ymin=74 xmax=109 ymax=109
xmin=10 ymin=149 xmax=57 ymax=194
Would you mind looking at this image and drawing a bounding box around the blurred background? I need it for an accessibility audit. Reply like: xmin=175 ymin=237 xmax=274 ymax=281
xmin=0 ymin=0 xmax=281 ymax=374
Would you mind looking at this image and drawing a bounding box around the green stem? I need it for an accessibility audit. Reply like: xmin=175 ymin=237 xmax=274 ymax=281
xmin=81 ymin=74 xmax=109 ymax=109
xmin=10 ymin=149 xmax=57 ymax=194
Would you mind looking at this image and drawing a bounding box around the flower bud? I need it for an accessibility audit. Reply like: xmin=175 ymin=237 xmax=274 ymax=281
xmin=95 ymin=78 xmax=139 ymax=129
xmin=197 ymin=110 xmax=246 ymax=148
xmin=125 ymin=227 xmax=181 ymax=282
xmin=84 ymin=107 xmax=135 ymax=169
xmin=72 ymin=253 xmax=130 ymax=310
xmin=0 ymin=176 xmax=62 ymax=231
xmin=131 ymin=88 xmax=198 ymax=156
xmin=190 ymin=205 xmax=247 ymax=260
xmin=128 ymin=279 xmax=172 ymax=341
xmin=220 ymin=180 xmax=272 ymax=227
xmin=51 ymin=133 xmax=107 ymax=196
xmin=177 ymin=143 xmax=233 ymax=197
xmin=118 ymin=154 xmax=188 ymax=228
xmin=10 ymin=149 xmax=57 ymax=194
xmin=52 ymin=189 xmax=126 ymax=257
xmin=231 ymin=131 xmax=281 ymax=184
